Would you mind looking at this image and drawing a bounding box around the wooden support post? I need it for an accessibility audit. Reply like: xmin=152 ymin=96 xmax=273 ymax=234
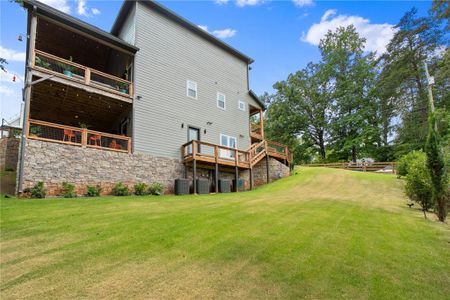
xmin=184 ymin=165 xmax=188 ymax=179
xmin=84 ymin=68 xmax=91 ymax=85
xmin=81 ymin=128 xmax=87 ymax=148
xmin=127 ymin=139 xmax=132 ymax=154
xmin=215 ymin=163 xmax=219 ymax=193
xmin=266 ymin=155 xmax=270 ymax=184
xmin=249 ymin=168 xmax=253 ymax=190
xmin=235 ymin=166 xmax=239 ymax=192
xmin=259 ymin=110 xmax=264 ymax=138
xmin=193 ymin=159 xmax=197 ymax=194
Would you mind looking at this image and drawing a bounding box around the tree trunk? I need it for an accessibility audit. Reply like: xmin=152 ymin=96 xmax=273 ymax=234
xmin=351 ymin=146 xmax=357 ymax=163
xmin=319 ymin=134 xmax=326 ymax=160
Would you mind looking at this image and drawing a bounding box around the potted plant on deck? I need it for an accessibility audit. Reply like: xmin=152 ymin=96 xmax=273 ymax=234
xmin=58 ymin=56 xmax=75 ymax=77
xmin=117 ymin=82 xmax=129 ymax=94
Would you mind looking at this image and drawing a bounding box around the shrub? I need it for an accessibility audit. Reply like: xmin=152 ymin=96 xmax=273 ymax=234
xmin=30 ymin=182 xmax=46 ymax=198
xmin=86 ymin=185 xmax=102 ymax=197
xmin=148 ymin=182 xmax=164 ymax=196
xmin=112 ymin=182 xmax=129 ymax=196
xmin=405 ymin=154 xmax=433 ymax=218
xmin=397 ymin=150 xmax=425 ymax=177
xmin=61 ymin=182 xmax=77 ymax=198
xmin=134 ymin=183 xmax=149 ymax=196
xmin=5 ymin=166 xmax=14 ymax=172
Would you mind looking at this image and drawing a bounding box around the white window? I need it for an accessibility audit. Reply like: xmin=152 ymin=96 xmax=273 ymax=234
xmin=186 ymin=80 xmax=197 ymax=99
xmin=217 ymin=92 xmax=226 ymax=110
xmin=238 ymin=100 xmax=246 ymax=111
xmin=220 ymin=134 xmax=237 ymax=159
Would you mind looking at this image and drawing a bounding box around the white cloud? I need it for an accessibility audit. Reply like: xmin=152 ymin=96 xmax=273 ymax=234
xmin=0 ymin=47 xmax=26 ymax=62
xmin=76 ymin=0 xmax=100 ymax=17
xmin=214 ymin=0 xmax=230 ymax=4
xmin=77 ymin=0 xmax=88 ymax=16
xmin=235 ymin=0 xmax=265 ymax=7
xmin=212 ymin=28 xmax=237 ymax=38
xmin=292 ymin=0 xmax=314 ymax=7
xmin=197 ymin=25 xmax=237 ymax=39
xmin=0 ymin=85 xmax=15 ymax=96
xmin=301 ymin=9 xmax=396 ymax=55
xmin=91 ymin=8 xmax=101 ymax=15
xmin=37 ymin=0 xmax=71 ymax=13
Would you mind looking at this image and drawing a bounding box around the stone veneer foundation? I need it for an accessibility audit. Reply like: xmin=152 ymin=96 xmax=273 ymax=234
xmin=0 ymin=138 xmax=20 ymax=171
xmin=21 ymin=139 xmax=290 ymax=196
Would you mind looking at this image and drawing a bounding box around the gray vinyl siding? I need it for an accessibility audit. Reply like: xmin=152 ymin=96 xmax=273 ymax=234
xmin=132 ymin=2 xmax=260 ymax=159
xmin=117 ymin=3 xmax=136 ymax=45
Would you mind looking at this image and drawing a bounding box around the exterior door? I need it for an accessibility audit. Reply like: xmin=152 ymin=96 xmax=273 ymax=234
xmin=188 ymin=127 xmax=200 ymax=154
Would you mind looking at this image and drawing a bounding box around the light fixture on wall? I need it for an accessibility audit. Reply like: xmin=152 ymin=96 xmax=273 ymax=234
xmin=181 ymin=123 xmax=184 ymax=128
xmin=206 ymin=121 xmax=213 ymax=126
xmin=136 ymin=95 xmax=142 ymax=100
xmin=204 ymin=129 xmax=207 ymax=134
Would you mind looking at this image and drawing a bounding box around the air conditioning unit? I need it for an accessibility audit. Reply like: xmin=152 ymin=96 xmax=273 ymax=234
xmin=175 ymin=178 xmax=190 ymax=195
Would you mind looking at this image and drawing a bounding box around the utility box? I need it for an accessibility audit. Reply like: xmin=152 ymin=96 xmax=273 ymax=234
xmin=175 ymin=178 xmax=190 ymax=195
xmin=233 ymin=178 xmax=245 ymax=191
xmin=219 ymin=179 xmax=231 ymax=193
xmin=196 ymin=178 xmax=210 ymax=194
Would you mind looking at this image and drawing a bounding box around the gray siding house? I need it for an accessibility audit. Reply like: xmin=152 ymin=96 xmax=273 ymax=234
xmin=14 ymin=0 xmax=292 ymax=196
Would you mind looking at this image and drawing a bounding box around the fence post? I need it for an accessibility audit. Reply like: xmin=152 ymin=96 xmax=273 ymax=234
xmin=127 ymin=139 xmax=132 ymax=154
xmin=392 ymin=162 xmax=395 ymax=174
xmin=81 ymin=129 xmax=87 ymax=148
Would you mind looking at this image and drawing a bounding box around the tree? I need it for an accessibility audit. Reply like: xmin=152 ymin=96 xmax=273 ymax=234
xmin=425 ymin=109 xmax=448 ymax=222
xmin=379 ymin=8 xmax=444 ymax=156
xmin=405 ymin=152 xmax=433 ymax=219
xmin=319 ymin=25 xmax=380 ymax=162
xmin=265 ymin=62 xmax=331 ymax=161
xmin=431 ymin=0 xmax=450 ymax=30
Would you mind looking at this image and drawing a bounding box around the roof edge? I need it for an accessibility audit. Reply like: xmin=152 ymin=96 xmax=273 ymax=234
xmin=249 ymin=90 xmax=266 ymax=110
xmin=112 ymin=0 xmax=254 ymax=64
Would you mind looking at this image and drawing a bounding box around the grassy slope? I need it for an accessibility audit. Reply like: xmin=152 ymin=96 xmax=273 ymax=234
xmin=1 ymin=168 xmax=449 ymax=299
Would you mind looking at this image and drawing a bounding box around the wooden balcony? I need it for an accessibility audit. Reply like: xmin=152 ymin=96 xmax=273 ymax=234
xmin=32 ymin=50 xmax=133 ymax=99
xmin=182 ymin=139 xmax=292 ymax=169
xmin=28 ymin=119 xmax=132 ymax=153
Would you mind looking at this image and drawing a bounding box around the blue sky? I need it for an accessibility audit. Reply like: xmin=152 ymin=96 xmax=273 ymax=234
xmin=0 ymin=0 xmax=431 ymax=121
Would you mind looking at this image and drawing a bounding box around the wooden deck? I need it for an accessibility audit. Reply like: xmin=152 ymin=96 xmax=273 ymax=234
xmin=28 ymin=119 xmax=132 ymax=153
xmin=32 ymin=49 xmax=133 ymax=99
xmin=181 ymin=139 xmax=292 ymax=169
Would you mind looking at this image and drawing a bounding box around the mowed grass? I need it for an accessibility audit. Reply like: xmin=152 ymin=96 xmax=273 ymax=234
xmin=1 ymin=168 xmax=449 ymax=299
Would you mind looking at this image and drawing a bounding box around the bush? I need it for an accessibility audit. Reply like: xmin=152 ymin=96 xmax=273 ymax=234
xmin=86 ymin=185 xmax=102 ymax=197
xmin=148 ymin=182 xmax=164 ymax=195
xmin=30 ymin=182 xmax=46 ymax=198
xmin=405 ymin=154 xmax=433 ymax=217
xmin=134 ymin=183 xmax=149 ymax=196
xmin=397 ymin=150 xmax=425 ymax=177
xmin=112 ymin=182 xmax=129 ymax=196
xmin=61 ymin=182 xmax=77 ymax=198
xmin=5 ymin=166 xmax=14 ymax=172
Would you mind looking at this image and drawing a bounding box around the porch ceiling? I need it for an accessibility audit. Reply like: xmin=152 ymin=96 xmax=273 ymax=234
xmin=30 ymin=77 xmax=131 ymax=133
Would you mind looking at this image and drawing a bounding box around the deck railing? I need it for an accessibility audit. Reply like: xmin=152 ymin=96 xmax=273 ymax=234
xmin=182 ymin=139 xmax=291 ymax=168
xmin=33 ymin=50 xmax=133 ymax=98
xmin=28 ymin=119 xmax=132 ymax=153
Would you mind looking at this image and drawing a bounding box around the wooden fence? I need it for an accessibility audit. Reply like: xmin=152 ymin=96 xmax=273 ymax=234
xmin=302 ymin=162 xmax=396 ymax=174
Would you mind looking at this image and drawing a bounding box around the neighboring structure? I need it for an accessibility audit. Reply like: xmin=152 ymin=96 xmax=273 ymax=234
xmin=14 ymin=0 xmax=292 ymax=195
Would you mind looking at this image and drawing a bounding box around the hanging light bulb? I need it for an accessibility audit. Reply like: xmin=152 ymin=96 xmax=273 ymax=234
xmin=18 ymin=34 xmax=23 ymax=41
xmin=12 ymin=75 xmax=16 ymax=82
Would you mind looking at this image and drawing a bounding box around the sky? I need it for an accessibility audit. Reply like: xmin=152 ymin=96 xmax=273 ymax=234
xmin=0 ymin=0 xmax=432 ymax=121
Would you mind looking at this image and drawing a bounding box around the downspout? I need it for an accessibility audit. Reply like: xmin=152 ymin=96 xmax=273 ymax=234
xmin=17 ymin=6 xmax=37 ymax=194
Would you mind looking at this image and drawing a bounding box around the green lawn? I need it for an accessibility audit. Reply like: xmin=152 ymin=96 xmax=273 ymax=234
xmin=1 ymin=168 xmax=449 ymax=299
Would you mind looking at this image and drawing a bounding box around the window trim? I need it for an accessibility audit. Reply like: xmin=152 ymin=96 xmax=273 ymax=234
xmin=217 ymin=92 xmax=226 ymax=110
xmin=238 ymin=100 xmax=246 ymax=112
xmin=186 ymin=80 xmax=198 ymax=99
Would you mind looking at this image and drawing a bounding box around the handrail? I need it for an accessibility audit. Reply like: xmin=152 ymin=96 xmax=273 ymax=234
xmin=33 ymin=49 xmax=133 ymax=98
xmin=28 ymin=119 xmax=131 ymax=153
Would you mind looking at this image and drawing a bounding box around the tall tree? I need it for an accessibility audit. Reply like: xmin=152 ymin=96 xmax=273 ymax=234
xmin=319 ymin=25 xmax=379 ymax=162
xmin=379 ymin=8 xmax=444 ymax=156
xmin=265 ymin=62 xmax=331 ymax=160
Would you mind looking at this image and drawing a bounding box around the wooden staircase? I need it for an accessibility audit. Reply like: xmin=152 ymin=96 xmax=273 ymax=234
xmin=247 ymin=140 xmax=291 ymax=167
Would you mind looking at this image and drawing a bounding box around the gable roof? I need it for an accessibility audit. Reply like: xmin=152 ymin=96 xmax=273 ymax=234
xmin=22 ymin=0 xmax=139 ymax=54
xmin=111 ymin=0 xmax=254 ymax=64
